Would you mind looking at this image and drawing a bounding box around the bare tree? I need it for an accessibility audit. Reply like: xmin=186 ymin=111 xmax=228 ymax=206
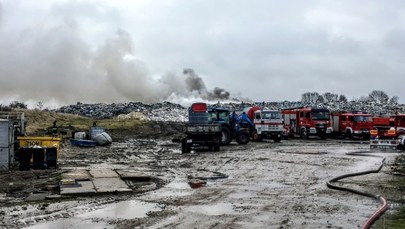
xmin=368 ymin=90 xmax=389 ymax=103
xmin=323 ymin=92 xmax=338 ymax=103
xmin=338 ymin=94 xmax=348 ymax=103
xmin=9 ymin=101 xmax=27 ymax=109
xmin=389 ymin=96 xmax=399 ymax=105
xmin=301 ymin=92 xmax=321 ymax=104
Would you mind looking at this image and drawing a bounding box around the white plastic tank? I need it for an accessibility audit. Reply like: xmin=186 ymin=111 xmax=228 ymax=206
xmin=74 ymin=131 xmax=87 ymax=139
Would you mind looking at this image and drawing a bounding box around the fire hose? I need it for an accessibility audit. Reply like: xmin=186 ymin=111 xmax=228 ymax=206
xmin=326 ymin=151 xmax=388 ymax=229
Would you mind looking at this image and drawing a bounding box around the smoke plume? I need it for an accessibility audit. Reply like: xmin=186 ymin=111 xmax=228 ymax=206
xmin=0 ymin=22 xmax=233 ymax=108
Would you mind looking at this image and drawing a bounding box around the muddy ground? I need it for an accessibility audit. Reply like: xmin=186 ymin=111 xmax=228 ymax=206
xmin=0 ymin=136 xmax=404 ymax=229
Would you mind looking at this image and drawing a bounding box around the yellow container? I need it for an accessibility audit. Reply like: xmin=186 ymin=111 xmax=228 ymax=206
xmin=17 ymin=136 xmax=62 ymax=151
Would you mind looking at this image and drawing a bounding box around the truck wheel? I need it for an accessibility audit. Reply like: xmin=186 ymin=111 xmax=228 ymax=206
xmin=345 ymin=130 xmax=353 ymax=140
xmin=221 ymin=126 xmax=232 ymax=145
xmin=319 ymin=132 xmax=327 ymax=140
xmin=236 ymin=132 xmax=250 ymax=145
xmin=273 ymin=136 xmax=281 ymax=143
xmin=252 ymin=131 xmax=262 ymax=142
xmin=214 ymin=143 xmax=220 ymax=152
xmin=181 ymin=138 xmax=189 ymax=154
xmin=300 ymin=128 xmax=308 ymax=139
xmin=363 ymin=133 xmax=370 ymax=140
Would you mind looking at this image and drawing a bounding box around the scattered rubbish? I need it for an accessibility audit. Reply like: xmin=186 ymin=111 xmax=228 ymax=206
xmin=188 ymin=179 xmax=207 ymax=189
xmin=70 ymin=138 xmax=97 ymax=147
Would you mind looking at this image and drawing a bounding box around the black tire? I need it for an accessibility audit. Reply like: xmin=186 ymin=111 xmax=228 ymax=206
xmin=252 ymin=131 xmax=262 ymax=142
xmin=181 ymin=138 xmax=187 ymax=154
xmin=273 ymin=136 xmax=281 ymax=143
xmin=181 ymin=138 xmax=191 ymax=154
xmin=319 ymin=132 xmax=327 ymax=140
xmin=363 ymin=133 xmax=370 ymax=140
xmin=213 ymin=143 xmax=220 ymax=152
xmin=345 ymin=130 xmax=353 ymax=140
xmin=236 ymin=131 xmax=250 ymax=145
xmin=221 ymin=125 xmax=232 ymax=145
xmin=300 ymin=128 xmax=308 ymax=139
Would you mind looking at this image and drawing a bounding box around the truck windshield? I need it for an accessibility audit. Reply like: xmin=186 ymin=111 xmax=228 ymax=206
xmin=208 ymin=111 xmax=229 ymax=123
xmin=262 ymin=111 xmax=281 ymax=119
xmin=354 ymin=116 xmax=372 ymax=122
xmin=311 ymin=110 xmax=330 ymax=120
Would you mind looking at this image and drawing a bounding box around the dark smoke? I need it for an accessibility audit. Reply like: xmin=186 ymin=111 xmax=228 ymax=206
xmin=182 ymin=69 xmax=231 ymax=101
xmin=208 ymin=87 xmax=231 ymax=100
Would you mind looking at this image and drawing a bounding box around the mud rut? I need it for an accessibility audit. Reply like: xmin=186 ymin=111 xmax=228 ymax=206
xmin=0 ymin=138 xmax=397 ymax=229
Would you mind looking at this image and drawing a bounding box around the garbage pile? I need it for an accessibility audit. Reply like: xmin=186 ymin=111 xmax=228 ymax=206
xmin=212 ymin=100 xmax=405 ymax=116
xmin=56 ymin=101 xmax=188 ymax=122
xmin=55 ymin=100 xmax=405 ymax=122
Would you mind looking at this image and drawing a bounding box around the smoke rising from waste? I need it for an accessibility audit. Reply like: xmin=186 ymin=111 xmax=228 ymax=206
xmin=0 ymin=18 xmax=235 ymax=108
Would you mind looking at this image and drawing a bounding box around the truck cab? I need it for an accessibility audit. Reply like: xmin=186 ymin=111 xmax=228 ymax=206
xmin=331 ymin=112 xmax=373 ymax=139
xmin=282 ymin=107 xmax=332 ymax=139
xmin=207 ymin=107 xmax=250 ymax=145
xmin=251 ymin=109 xmax=284 ymax=142
xmin=370 ymin=114 xmax=405 ymax=150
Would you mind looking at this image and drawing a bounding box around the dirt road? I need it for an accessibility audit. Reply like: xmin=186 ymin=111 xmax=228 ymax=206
xmin=0 ymin=138 xmax=399 ymax=229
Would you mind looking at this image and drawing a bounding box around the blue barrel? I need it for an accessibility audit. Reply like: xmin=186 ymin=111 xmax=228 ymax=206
xmin=19 ymin=148 xmax=31 ymax=171
xmin=32 ymin=148 xmax=45 ymax=170
xmin=46 ymin=147 xmax=57 ymax=168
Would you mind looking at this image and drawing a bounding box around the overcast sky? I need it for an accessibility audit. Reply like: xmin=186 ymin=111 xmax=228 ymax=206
xmin=0 ymin=0 xmax=404 ymax=107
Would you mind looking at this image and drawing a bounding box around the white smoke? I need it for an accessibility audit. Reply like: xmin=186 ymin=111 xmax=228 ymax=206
xmin=0 ymin=25 xmax=234 ymax=108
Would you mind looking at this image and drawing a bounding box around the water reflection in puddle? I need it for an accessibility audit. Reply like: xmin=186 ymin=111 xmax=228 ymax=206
xmin=24 ymin=200 xmax=162 ymax=229
xmin=79 ymin=200 xmax=162 ymax=219
xmin=186 ymin=202 xmax=236 ymax=215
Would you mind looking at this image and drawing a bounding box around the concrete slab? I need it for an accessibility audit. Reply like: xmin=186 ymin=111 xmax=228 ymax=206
xmin=89 ymin=169 xmax=119 ymax=178
xmin=60 ymin=181 xmax=96 ymax=195
xmin=92 ymin=178 xmax=132 ymax=193
xmin=116 ymin=170 xmax=152 ymax=181
xmin=62 ymin=169 xmax=92 ymax=181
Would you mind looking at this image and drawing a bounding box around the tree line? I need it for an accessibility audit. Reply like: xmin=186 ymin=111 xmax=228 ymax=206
xmin=301 ymin=90 xmax=399 ymax=105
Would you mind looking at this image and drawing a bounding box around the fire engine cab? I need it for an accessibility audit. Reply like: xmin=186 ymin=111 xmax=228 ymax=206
xmin=282 ymin=107 xmax=333 ymax=139
xmin=331 ymin=111 xmax=373 ymax=139
xmin=370 ymin=114 xmax=405 ymax=150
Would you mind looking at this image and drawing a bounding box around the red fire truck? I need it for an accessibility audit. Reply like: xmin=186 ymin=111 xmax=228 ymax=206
xmin=282 ymin=107 xmax=332 ymax=139
xmin=370 ymin=114 xmax=405 ymax=150
xmin=331 ymin=112 xmax=373 ymax=139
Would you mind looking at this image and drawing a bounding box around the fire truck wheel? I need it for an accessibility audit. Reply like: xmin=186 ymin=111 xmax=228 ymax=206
xmin=213 ymin=143 xmax=220 ymax=152
xmin=181 ymin=138 xmax=191 ymax=154
xmin=319 ymin=132 xmax=327 ymax=140
xmin=345 ymin=130 xmax=353 ymax=140
xmin=221 ymin=126 xmax=232 ymax=145
xmin=273 ymin=136 xmax=281 ymax=143
xmin=300 ymin=128 xmax=308 ymax=139
xmin=236 ymin=132 xmax=250 ymax=145
xmin=252 ymin=131 xmax=262 ymax=142
xmin=363 ymin=133 xmax=370 ymax=140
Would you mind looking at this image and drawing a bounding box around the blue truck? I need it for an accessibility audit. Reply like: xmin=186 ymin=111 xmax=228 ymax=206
xmin=208 ymin=107 xmax=251 ymax=145
xmin=181 ymin=103 xmax=222 ymax=153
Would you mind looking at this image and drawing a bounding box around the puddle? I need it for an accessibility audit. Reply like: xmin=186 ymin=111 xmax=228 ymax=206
xmin=186 ymin=202 xmax=236 ymax=215
xmin=24 ymin=218 xmax=112 ymax=229
xmin=24 ymin=200 xmax=162 ymax=229
xmin=79 ymin=200 xmax=162 ymax=219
